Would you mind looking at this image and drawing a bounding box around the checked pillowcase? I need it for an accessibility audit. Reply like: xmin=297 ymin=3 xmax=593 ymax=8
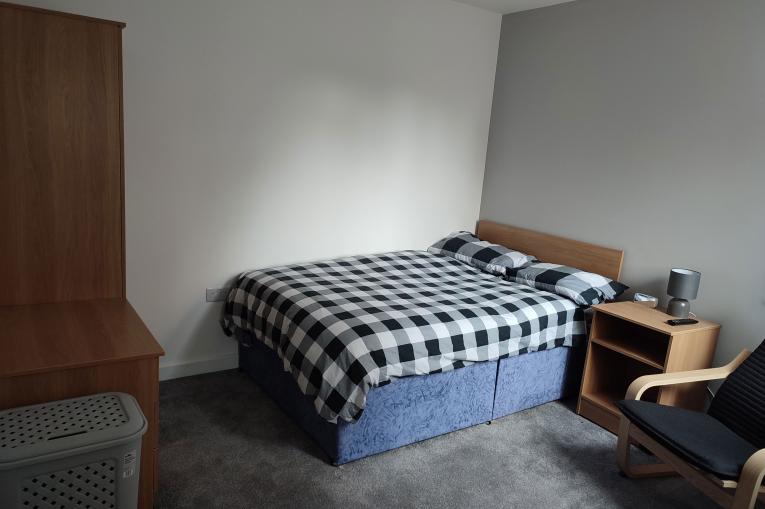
xmin=505 ymin=262 xmax=628 ymax=307
xmin=427 ymin=231 xmax=536 ymax=276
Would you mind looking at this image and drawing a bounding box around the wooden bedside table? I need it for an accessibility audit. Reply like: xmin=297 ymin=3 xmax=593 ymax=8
xmin=577 ymin=301 xmax=720 ymax=433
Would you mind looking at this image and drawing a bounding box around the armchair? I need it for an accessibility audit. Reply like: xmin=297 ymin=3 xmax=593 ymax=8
xmin=616 ymin=341 xmax=765 ymax=509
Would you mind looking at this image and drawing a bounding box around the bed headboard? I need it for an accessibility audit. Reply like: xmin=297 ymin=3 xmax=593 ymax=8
xmin=475 ymin=220 xmax=625 ymax=281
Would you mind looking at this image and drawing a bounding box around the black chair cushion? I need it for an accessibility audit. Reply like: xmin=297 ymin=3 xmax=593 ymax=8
xmin=617 ymin=399 xmax=758 ymax=479
xmin=708 ymin=339 xmax=765 ymax=449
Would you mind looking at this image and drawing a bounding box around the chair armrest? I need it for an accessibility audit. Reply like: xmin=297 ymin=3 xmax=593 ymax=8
xmin=742 ymin=449 xmax=765 ymax=477
xmin=625 ymin=350 xmax=750 ymax=401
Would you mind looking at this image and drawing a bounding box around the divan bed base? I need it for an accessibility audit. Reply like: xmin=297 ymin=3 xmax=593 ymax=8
xmin=238 ymin=339 xmax=583 ymax=464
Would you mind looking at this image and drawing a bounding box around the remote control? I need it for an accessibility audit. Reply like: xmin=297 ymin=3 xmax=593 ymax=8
xmin=667 ymin=318 xmax=698 ymax=326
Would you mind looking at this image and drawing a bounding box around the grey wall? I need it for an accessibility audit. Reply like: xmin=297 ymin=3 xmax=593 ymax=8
xmin=481 ymin=0 xmax=765 ymax=366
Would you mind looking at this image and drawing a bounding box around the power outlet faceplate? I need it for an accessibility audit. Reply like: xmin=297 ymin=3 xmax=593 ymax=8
xmin=205 ymin=287 xmax=229 ymax=302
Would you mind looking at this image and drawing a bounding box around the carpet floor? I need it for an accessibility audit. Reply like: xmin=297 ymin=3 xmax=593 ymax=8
xmin=156 ymin=370 xmax=735 ymax=509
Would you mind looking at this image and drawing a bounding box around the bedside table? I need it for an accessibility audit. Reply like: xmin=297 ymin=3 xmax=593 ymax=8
xmin=576 ymin=301 xmax=720 ymax=433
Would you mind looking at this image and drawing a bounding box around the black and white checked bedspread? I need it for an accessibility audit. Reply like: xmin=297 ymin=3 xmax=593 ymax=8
xmin=222 ymin=251 xmax=586 ymax=423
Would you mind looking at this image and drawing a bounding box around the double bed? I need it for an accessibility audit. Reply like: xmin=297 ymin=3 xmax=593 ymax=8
xmin=223 ymin=221 xmax=624 ymax=464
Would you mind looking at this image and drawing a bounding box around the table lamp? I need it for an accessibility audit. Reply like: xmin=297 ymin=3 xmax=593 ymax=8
xmin=666 ymin=268 xmax=701 ymax=318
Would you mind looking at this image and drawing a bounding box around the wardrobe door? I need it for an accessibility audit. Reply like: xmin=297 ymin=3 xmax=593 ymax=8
xmin=0 ymin=5 xmax=124 ymax=305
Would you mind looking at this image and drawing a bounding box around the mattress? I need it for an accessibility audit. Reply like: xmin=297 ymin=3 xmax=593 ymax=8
xmin=223 ymin=250 xmax=586 ymax=422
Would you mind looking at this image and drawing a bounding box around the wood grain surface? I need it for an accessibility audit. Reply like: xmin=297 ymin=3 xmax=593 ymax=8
xmin=0 ymin=4 xmax=124 ymax=305
xmin=476 ymin=220 xmax=624 ymax=280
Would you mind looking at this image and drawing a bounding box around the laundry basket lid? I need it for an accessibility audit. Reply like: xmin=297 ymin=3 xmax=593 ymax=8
xmin=0 ymin=392 xmax=146 ymax=469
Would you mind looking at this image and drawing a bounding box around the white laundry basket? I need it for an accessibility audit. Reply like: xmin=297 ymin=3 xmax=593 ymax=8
xmin=0 ymin=393 xmax=147 ymax=509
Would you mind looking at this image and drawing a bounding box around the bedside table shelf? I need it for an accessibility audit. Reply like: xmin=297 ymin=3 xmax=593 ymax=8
xmin=581 ymin=391 xmax=621 ymax=414
xmin=589 ymin=337 xmax=666 ymax=369
xmin=577 ymin=302 xmax=720 ymax=434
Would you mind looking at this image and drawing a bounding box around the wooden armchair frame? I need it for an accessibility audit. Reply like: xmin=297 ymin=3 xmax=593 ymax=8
xmin=617 ymin=350 xmax=765 ymax=509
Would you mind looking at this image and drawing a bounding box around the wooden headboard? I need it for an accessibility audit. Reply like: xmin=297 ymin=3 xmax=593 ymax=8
xmin=476 ymin=220 xmax=624 ymax=281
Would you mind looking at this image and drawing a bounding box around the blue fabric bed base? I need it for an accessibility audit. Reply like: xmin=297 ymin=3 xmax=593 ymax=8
xmin=238 ymin=340 xmax=583 ymax=465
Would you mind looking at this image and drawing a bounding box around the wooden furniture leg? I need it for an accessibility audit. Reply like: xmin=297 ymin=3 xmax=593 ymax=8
xmin=732 ymin=450 xmax=765 ymax=509
xmin=617 ymin=416 xmax=677 ymax=478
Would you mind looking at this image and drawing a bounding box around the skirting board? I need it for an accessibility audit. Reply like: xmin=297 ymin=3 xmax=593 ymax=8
xmin=159 ymin=352 xmax=238 ymax=381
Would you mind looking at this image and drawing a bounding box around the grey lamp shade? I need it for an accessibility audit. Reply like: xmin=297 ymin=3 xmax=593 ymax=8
xmin=667 ymin=268 xmax=701 ymax=300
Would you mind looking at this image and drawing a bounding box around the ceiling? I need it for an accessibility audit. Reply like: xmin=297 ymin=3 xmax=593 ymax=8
xmin=451 ymin=0 xmax=575 ymax=14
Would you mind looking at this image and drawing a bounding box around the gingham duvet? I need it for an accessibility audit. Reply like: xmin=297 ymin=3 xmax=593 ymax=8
xmin=222 ymin=251 xmax=586 ymax=423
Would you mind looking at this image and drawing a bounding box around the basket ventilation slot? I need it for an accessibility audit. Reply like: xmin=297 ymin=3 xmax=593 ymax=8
xmin=0 ymin=395 xmax=128 ymax=449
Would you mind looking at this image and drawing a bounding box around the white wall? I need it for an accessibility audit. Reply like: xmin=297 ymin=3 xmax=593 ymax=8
xmin=17 ymin=0 xmax=501 ymax=378
xmin=481 ymin=0 xmax=765 ymax=368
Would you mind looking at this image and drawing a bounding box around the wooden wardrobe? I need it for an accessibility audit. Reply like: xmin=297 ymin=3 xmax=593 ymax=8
xmin=0 ymin=3 xmax=163 ymax=508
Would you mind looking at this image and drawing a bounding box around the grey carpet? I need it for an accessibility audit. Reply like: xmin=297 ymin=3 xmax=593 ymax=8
xmin=156 ymin=370 xmax=733 ymax=509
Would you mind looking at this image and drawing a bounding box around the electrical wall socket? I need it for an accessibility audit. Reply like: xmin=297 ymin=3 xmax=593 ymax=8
xmin=205 ymin=287 xmax=229 ymax=302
